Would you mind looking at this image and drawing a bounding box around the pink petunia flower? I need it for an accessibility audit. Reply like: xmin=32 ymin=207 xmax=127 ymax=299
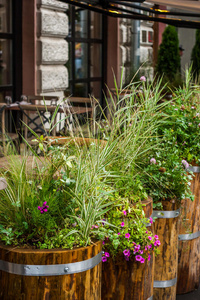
xmin=121 ymin=222 xmax=125 ymax=227
xmin=125 ymin=233 xmax=130 ymax=239
xmin=102 ymin=257 xmax=107 ymax=262
xmin=123 ymin=210 xmax=127 ymax=216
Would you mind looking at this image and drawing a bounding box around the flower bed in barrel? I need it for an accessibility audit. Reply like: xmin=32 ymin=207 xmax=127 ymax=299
xmin=0 ymin=142 xmax=114 ymax=300
xmin=141 ymin=143 xmax=193 ymax=300
xmin=155 ymin=71 xmax=200 ymax=294
xmin=99 ymin=196 xmax=160 ymax=300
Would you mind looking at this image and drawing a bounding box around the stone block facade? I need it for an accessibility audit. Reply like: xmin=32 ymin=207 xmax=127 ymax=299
xmin=37 ymin=0 xmax=69 ymax=96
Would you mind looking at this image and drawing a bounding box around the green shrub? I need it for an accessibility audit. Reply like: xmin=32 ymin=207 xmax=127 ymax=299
xmin=191 ymin=29 xmax=200 ymax=80
xmin=156 ymin=25 xmax=180 ymax=81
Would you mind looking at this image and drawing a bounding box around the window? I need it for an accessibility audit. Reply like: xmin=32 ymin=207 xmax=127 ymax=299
xmin=0 ymin=0 xmax=22 ymax=102
xmin=66 ymin=6 xmax=106 ymax=103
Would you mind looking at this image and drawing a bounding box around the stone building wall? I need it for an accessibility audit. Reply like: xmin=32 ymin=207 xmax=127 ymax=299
xmin=36 ymin=0 xmax=69 ymax=99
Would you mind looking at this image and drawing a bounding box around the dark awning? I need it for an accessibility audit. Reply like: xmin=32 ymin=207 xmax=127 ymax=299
xmin=58 ymin=0 xmax=200 ymax=29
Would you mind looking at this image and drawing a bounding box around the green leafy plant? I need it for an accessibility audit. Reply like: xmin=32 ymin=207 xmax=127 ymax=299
xmin=156 ymin=25 xmax=181 ymax=84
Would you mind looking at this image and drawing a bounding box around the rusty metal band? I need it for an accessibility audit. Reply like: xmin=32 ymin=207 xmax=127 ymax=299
xmin=0 ymin=251 xmax=102 ymax=276
xmin=152 ymin=208 xmax=180 ymax=219
xmin=147 ymin=296 xmax=153 ymax=300
xmin=187 ymin=166 xmax=200 ymax=173
xmin=179 ymin=230 xmax=200 ymax=241
xmin=154 ymin=277 xmax=177 ymax=288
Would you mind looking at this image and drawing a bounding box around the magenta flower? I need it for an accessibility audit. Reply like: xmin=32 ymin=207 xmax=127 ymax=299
xmin=154 ymin=235 xmax=159 ymax=240
xmin=150 ymin=158 xmax=156 ymax=164
xmin=117 ymin=232 xmax=121 ymax=235
xmin=135 ymin=255 xmax=142 ymax=261
xmin=121 ymin=222 xmax=125 ymax=227
xmin=38 ymin=201 xmax=49 ymax=214
xmin=123 ymin=210 xmax=127 ymax=216
xmin=123 ymin=249 xmax=131 ymax=257
xmin=182 ymin=159 xmax=189 ymax=169
xmin=94 ymin=225 xmax=99 ymax=228
xmin=149 ymin=217 xmax=153 ymax=224
xmin=156 ymin=240 xmax=161 ymax=246
xmin=148 ymin=236 xmax=152 ymax=240
xmin=104 ymin=252 xmax=110 ymax=257
xmin=125 ymin=233 xmax=130 ymax=239
xmin=102 ymin=257 xmax=107 ymax=262
xmin=140 ymin=257 xmax=145 ymax=263
xmin=148 ymin=254 xmax=151 ymax=261
xmin=148 ymin=245 xmax=152 ymax=249
xmin=140 ymin=76 xmax=146 ymax=82
xmin=103 ymin=241 xmax=105 ymax=245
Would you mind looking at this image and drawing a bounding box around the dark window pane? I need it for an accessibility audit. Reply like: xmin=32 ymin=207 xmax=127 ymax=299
xmin=90 ymin=81 xmax=101 ymax=99
xmin=142 ymin=30 xmax=146 ymax=43
xmin=0 ymin=0 xmax=12 ymax=33
xmin=75 ymin=7 xmax=88 ymax=38
xmin=0 ymin=90 xmax=11 ymax=103
xmin=90 ymin=44 xmax=101 ymax=77
xmin=75 ymin=42 xmax=87 ymax=79
xmin=90 ymin=12 xmax=102 ymax=39
xmin=74 ymin=83 xmax=88 ymax=97
xmin=0 ymin=39 xmax=12 ymax=85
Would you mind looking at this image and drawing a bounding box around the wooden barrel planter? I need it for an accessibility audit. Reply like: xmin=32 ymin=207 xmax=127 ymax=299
xmin=0 ymin=241 xmax=102 ymax=300
xmin=101 ymin=197 xmax=154 ymax=300
xmin=153 ymin=200 xmax=180 ymax=300
xmin=177 ymin=165 xmax=200 ymax=294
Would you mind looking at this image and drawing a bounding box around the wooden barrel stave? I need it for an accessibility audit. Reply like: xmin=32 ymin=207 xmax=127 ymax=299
xmin=177 ymin=168 xmax=200 ymax=294
xmin=153 ymin=201 xmax=179 ymax=300
xmin=0 ymin=241 xmax=102 ymax=300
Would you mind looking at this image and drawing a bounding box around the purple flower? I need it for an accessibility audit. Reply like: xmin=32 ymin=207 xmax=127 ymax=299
xmin=121 ymin=222 xmax=125 ymax=227
xmin=148 ymin=245 xmax=152 ymax=249
xmin=140 ymin=257 xmax=145 ymax=263
xmin=38 ymin=201 xmax=49 ymax=214
xmin=154 ymin=235 xmax=159 ymax=240
xmin=104 ymin=252 xmax=110 ymax=257
xmin=156 ymin=240 xmax=161 ymax=246
xmin=123 ymin=249 xmax=131 ymax=257
xmin=135 ymin=255 xmax=142 ymax=261
xmin=125 ymin=233 xmax=130 ymax=239
xmin=102 ymin=257 xmax=107 ymax=262
xmin=182 ymin=159 xmax=189 ymax=169
xmin=149 ymin=217 xmax=153 ymax=224
xmin=174 ymin=108 xmax=178 ymax=111
xmin=94 ymin=225 xmax=99 ymax=228
xmin=117 ymin=232 xmax=121 ymax=235
xmin=140 ymin=76 xmax=146 ymax=82
xmin=123 ymin=210 xmax=127 ymax=216
xmin=150 ymin=158 xmax=156 ymax=165
xmin=103 ymin=241 xmax=105 ymax=245
xmin=148 ymin=236 xmax=152 ymax=241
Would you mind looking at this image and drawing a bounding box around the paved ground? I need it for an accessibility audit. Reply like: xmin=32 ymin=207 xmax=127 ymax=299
xmin=176 ymin=284 xmax=200 ymax=299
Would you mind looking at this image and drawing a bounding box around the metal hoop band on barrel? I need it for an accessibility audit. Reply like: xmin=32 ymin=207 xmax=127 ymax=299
xmin=179 ymin=230 xmax=200 ymax=241
xmin=152 ymin=208 xmax=180 ymax=219
xmin=187 ymin=166 xmax=200 ymax=173
xmin=0 ymin=251 xmax=102 ymax=276
xmin=154 ymin=277 xmax=177 ymax=288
